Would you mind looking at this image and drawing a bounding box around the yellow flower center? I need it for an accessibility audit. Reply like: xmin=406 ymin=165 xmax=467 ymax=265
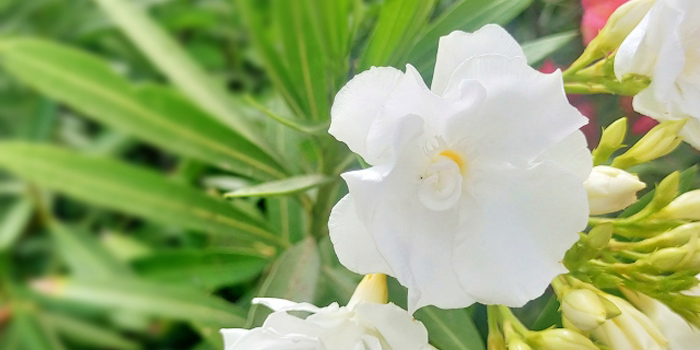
xmin=438 ymin=150 xmax=466 ymax=174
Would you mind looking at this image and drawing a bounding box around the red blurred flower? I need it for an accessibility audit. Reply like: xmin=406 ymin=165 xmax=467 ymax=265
xmin=581 ymin=0 xmax=629 ymax=45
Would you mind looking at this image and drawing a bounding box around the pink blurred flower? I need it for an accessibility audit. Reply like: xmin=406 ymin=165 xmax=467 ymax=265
xmin=581 ymin=0 xmax=629 ymax=45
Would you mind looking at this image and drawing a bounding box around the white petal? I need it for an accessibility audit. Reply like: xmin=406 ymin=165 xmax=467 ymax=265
xmin=253 ymin=298 xmax=322 ymax=313
xmin=454 ymin=161 xmax=588 ymax=306
xmin=221 ymin=328 xmax=250 ymax=350
xmin=443 ymin=55 xmax=587 ymax=164
xmin=536 ymin=131 xmax=592 ymax=182
xmin=353 ymin=303 xmax=430 ymax=350
xmin=432 ymin=25 xmax=525 ymax=95
xmin=328 ymin=195 xmax=394 ymax=275
xmin=329 ymin=67 xmax=404 ymax=162
xmin=222 ymin=327 xmax=319 ymax=350
xmin=343 ymin=158 xmax=476 ymax=311
xmin=633 ymin=294 xmax=700 ymax=350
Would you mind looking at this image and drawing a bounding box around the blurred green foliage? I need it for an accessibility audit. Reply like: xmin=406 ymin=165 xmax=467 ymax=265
xmin=0 ymin=0 xmax=696 ymax=349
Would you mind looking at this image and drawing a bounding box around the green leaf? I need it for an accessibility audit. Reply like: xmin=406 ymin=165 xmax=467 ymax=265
xmin=248 ymin=238 xmax=321 ymax=327
xmin=132 ymin=249 xmax=268 ymax=290
xmin=619 ymin=165 xmax=698 ymax=218
xmin=0 ymin=197 xmax=33 ymax=251
xmin=91 ymin=0 xmax=274 ymax=153
xmin=225 ymin=174 xmax=332 ymax=198
xmin=0 ymin=39 xmax=285 ymax=180
xmin=43 ymin=311 xmax=140 ymax=350
xmin=358 ymin=0 xmax=437 ymax=71
xmin=267 ymin=196 xmax=307 ymax=244
xmin=408 ymin=0 xmax=532 ymax=80
xmin=48 ymin=222 xmax=132 ymax=278
xmin=415 ymin=307 xmax=485 ymax=350
xmin=530 ymin=294 xmax=562 ymax=330
xmin=0 ymin=142 xmax=283 ymax=248
xmin=12 ymin=305 xmax=66 ymax=350
xmin=36 ymin=277 xmax=246 ymax=327
xmin=522 ymin=31 xmax=579 ymax=65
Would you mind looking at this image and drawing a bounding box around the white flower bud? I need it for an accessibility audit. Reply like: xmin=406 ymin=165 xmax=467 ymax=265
xmin=591 ymin=295 xmax=668 ymax=350
xmin=657 ymin=190 xmax=700 ymax=221
xmin=584 ymin=166 xmax=646 ymax=215
xmin=347 ymin=273 xmax=388 ymax=309
xmin=561 ymin=289 xmax=608 ymax=331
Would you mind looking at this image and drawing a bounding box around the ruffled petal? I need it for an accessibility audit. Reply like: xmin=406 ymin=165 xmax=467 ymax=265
xmin=329 ymin=67 xmax=404 ymax=162
xmin=253 ymin=298 xmax=323 ymax=313
xmin=353 ymin=303 xmax=430 ymax=350
xmin=443 ymin=55 xmax=588 ymax=164
xmin=454 ymin=161 xmax=588 ymax=306
xmin=328 ymin=195 xmax=394 ymax=275
xmin=536 ymin=131 xmax=592 ymax=182
xmin=221 ymin=327 xmax=319 ymax=350
xmin=432 ymin=25 xmax=525 ymax=95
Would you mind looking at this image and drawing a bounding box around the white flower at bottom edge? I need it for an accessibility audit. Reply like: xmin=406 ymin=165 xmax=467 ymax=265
xmin=220 ymin=298 xmax=431 ymax=350
xmin=615 ymin=0 xmax=700 ymax=149
xmin=328 ymin=24 xmax=591 ymax=312
xmin=623 ymin=280 xmax=700 ymax=350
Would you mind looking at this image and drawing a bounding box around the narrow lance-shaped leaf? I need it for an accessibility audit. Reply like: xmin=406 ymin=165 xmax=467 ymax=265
xmin=0 ymin=198 xmax=33 ymax=251
xmin=132 ymin=249 xmax=269 ymax=290
xmin=0 ymin=142 xmax=284 ymax=248
xmin=358 ymin=0 xmax=437 ymax=71
xmin=0 ymin=39 xmax=286 ymax=180
xmin=522 ymin=31 xmax=579 ymax=65
xmin=225 ymin=174 xmax=332 ymax=198
xmin=34 ymin=277 xmax=247 ymax=328
xmin=90 ymin=0 xmax=276 ymax=156
xmin=42 ymin=311 xmax=140 ymax=350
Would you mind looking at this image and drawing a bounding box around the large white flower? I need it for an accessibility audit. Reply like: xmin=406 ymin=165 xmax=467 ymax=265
xmin=220 ymin=298 xmax=431 ymax=350
xmin=328 ymin=24 xmax=591 ymax=311
xmin=615 ymin=0 xmax=700 ymax=149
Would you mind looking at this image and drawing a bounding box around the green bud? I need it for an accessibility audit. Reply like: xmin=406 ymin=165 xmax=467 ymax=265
xmin=592 ymin=118 xmax=627 ymax=165
xmin=656 ymin=190 xmax=700 ymax=221
xmin=612 ymin=120 xmax=686 ymax=169
xmin=649 ymin=172 xmax=681 ymax=212
xmin=528 ymin=328 xmax=598 ymax=350
xmin=646 ymin=246 xmax=691 ymax=272
xmin=592 ymin=0 xmax=655 ymax=53
xmin=636 ymin=223 xmax=700 ymax=251
xmin=587 ymin=223 xmax=614 ymax=250
xmin=506 ymin=338 xmax=532 ymax=350
xmin=561 ymin=289 xmax=608 ymax=331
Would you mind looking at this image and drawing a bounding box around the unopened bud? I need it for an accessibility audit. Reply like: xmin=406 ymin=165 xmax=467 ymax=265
xmin=612 ymin=120 xmax=686 ymax=169
xmin=656 ymin=190 xmax=700 ymax=221
xmin=348 ymin=273 xmax=388 ymax=309
xmin=648 ymin=172 xmax=681 ymax=213
xmin=587 ymin=223 xmax=614 ymax=250
xmin=638 ymin=223 xmax=700 ymax=251
xmin=593 ymin=0 xmax=655 ymax=53
xmin=528 ymin=328 xmax=598 ymax=350
xmin=591 ymin=295 xmax=668 ymax=349
xmin=561 ymin=289 xmax=608 ymax=331
xmin=585 ymin=166 xmax=646 ymax=215
xmin=592 ymin=117 xmax=627 ymax=165
xmin=507 ymin=338 xmax=532 ymax=350
xmin=645 ymin=246 xmax=693 ymax=272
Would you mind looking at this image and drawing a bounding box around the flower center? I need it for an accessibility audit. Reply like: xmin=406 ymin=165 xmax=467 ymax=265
xmin=418 ymin=150 xmax=466 ymax=211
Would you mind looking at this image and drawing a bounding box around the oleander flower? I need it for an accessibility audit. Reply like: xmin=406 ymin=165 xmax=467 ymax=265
xmin=615 ymin=0 xmax=700 ymax=149
xmin=584 ymin=165 xmax=646 ymax=215
xmin=220 ymin=274 xmax=431 ymax=350
xmin=328 ymin=24 xmax=592 ymax=311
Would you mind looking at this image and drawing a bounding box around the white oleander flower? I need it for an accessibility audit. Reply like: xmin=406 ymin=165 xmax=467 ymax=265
xmin=623 ymin=284 xmax=700 ymax=350
xmin=328 ymin=24 xmax=591 ymax=311
xmin=590 ymin=294 xmax=668 ymax=350
xmin=615 ymin=0 xmax=700 ymax=149
xmin=584 ymin=165 xmax=646 ymax=215
xmin=220 ymin=274 xmax=431 ymax=350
